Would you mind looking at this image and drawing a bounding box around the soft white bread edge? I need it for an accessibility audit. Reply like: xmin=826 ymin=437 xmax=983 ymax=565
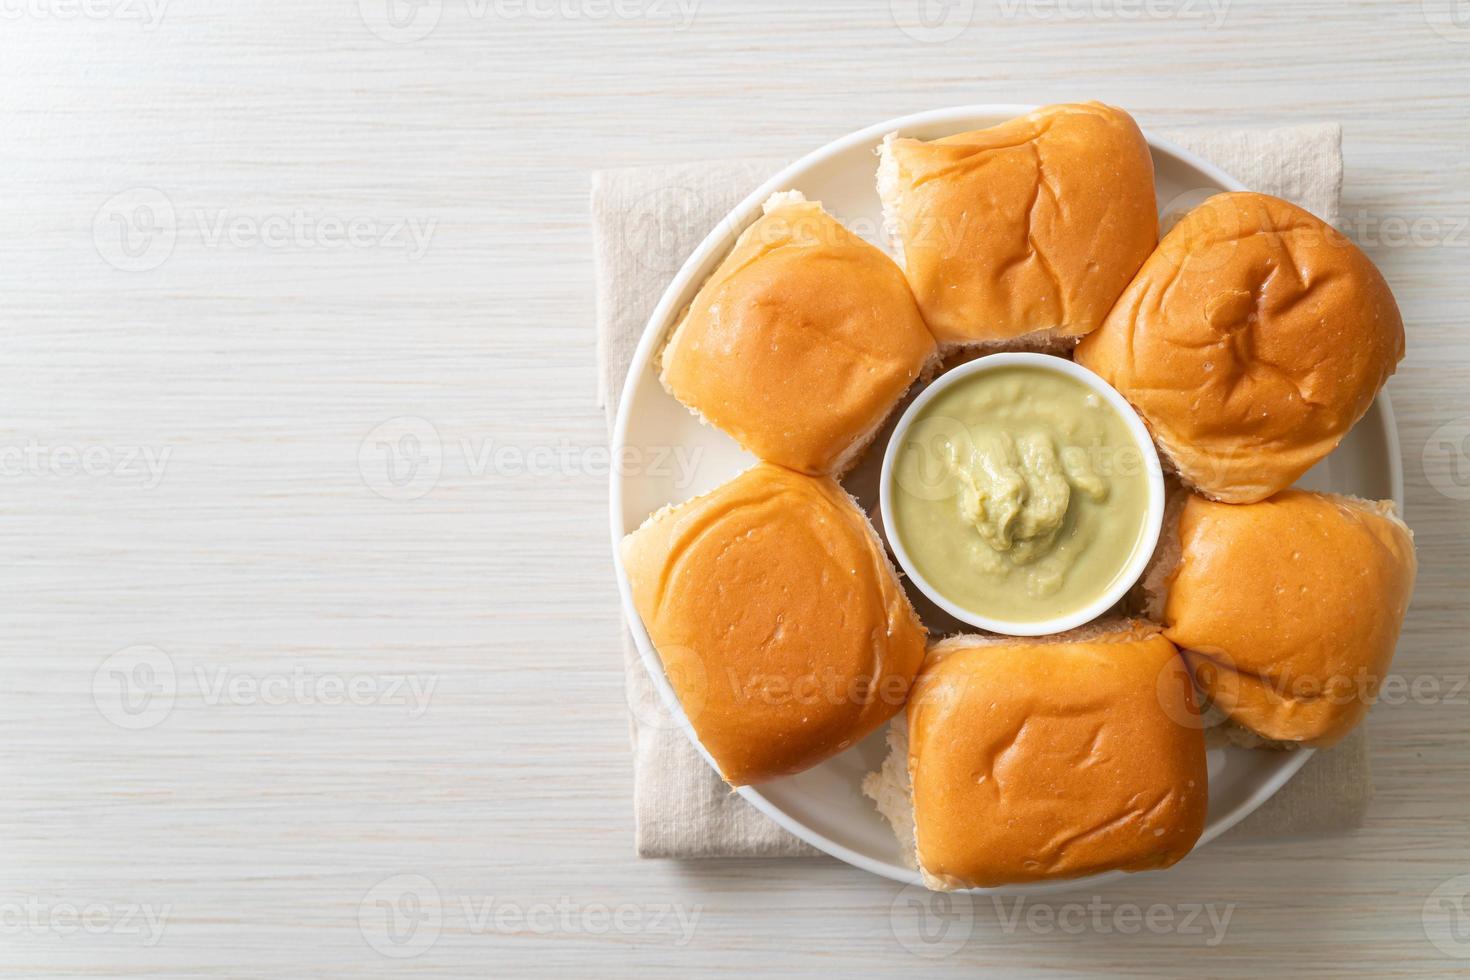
xmin=860 ymin=719 xmax=917 ymax=871
xmin=876 ymin=133 xmax=906 ymax=267
xmin=761 ymin=188 xmax=808 ymax=213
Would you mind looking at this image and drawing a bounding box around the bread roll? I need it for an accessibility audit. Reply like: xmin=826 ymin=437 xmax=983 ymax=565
xmin=1076 ymin=192 xmax=1404 ymax=503
xmin=877 ymin=102 xmax=1157 ymax=349
xmin=1159 ymin=489 xmax=1416 ymax=747
xmin=866 ymin=621 xmax=1207 ymax=889
xmin=621 ymin=462 xmax=926 ymax=785
xmin=660 ymin=193 xmax=935 ymax=476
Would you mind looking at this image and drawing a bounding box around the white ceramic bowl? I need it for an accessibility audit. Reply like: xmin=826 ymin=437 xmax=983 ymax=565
xmin=879 ymin=352 xmax=1166 ymax=637
xmin=609 ymin=104 xmax=1403 ymax=894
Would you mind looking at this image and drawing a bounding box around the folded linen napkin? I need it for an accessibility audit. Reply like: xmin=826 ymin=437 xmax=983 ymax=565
xmin=593 ymin=123 xmax=1371 ymax=859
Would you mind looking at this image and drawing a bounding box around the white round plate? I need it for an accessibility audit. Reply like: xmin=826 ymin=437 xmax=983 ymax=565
xmin=608 ymin=105 xmax=1403 ymax=894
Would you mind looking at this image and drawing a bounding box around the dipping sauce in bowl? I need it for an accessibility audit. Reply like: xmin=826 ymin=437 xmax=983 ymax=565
xmin=880 ymin=353 xmax=1164 ymax=636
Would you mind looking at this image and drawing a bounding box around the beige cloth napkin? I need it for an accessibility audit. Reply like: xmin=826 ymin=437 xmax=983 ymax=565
xmin=593 ymin=124 xmax=1371 ymax=859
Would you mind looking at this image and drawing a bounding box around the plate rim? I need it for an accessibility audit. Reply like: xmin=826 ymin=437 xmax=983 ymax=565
xmin=607 ymin=103 xmax=1402 ymax=893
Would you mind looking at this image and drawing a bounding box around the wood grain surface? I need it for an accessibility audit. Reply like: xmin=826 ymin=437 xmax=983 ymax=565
xmin=1 ymin=1 xmax=1468 ymax=976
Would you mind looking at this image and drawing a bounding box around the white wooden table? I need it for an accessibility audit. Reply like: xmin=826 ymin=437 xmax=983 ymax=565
xmin=2 ymin=1 xmax=1468 ymax=975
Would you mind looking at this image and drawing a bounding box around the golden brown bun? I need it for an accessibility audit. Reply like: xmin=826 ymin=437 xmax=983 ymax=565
xmin=906 ymin=622 xmax=1207 ymax=889
xmin=660 ymin=195 xmax=935 ymax=476
xmin=1162 ymin=490 xmax=1416 ymax=748
xmin=1076 ymin=192 xmax=1405 ymax=504
xmin=620 ymin=463 xmax=927 ymax=785
xmin=878 ymin=102 xmax=1157 ymax=347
